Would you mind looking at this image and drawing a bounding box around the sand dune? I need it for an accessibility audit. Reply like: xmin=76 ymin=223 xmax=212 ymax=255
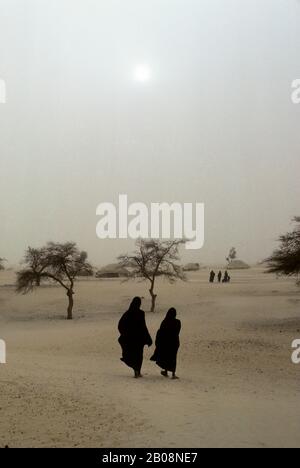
xmin=0 ymin=268 xmax=299 ymax=448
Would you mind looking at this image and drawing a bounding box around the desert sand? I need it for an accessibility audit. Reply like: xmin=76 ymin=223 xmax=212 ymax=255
xmin=0 ymin=267 xmax=299 ymax=448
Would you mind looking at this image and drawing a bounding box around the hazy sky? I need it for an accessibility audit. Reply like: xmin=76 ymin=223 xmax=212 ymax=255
xmin=0 ymin=0 xmax=300 ymax=267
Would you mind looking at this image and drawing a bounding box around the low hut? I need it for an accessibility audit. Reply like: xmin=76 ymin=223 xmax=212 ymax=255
xmin=96 ymin=264 xmax=129 ymax=279
xmin=227 ymin=260 xmax=250 ymax=270
xmin=183 ymin=263 xmax=200 ymax=272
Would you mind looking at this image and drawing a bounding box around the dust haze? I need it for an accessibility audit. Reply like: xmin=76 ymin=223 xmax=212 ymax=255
xmin=0 ymin=0 xmax=300 ymax=267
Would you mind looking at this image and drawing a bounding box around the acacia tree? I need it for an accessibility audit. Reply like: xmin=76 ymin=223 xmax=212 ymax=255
xmin=0 ymin=258 xmax=6 ymax=271
xmin=16 ymin=242 xmax=93 ymax=320
xmin=226 ymin=247 xmax=237 ymax=264
xmin=21 ymin=247 xmax=48 ymax=286
xmin=266 ymin=217 xmax=300 ymax=285
xmin=118 ymin=239 xmax=186 ymax=312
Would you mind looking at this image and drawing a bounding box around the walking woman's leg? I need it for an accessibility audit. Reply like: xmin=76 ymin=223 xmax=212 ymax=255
xmin=135 ymin=347 xmax=144 ymax=378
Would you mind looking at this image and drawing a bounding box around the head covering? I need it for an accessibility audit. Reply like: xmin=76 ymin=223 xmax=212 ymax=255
xmin=128 ymin=297 xmax=142 ymax=312
xmin=165 ymin=308 xmax=177 ymax=320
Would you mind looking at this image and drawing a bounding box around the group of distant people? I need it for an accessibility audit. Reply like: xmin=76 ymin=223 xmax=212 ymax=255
xmin=210 ymin=270 xmax=231 ymax=284
xmin=118 ymin=297 xmax=181 ymax=379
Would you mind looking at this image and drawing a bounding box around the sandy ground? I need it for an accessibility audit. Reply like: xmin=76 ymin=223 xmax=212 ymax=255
xmin=0 ymin=267 xmax=300 ymax=448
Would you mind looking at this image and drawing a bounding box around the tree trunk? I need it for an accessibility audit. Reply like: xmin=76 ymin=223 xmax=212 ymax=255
xmin=149 ymin=285 xmax=157 ymax=312
xmin=67 ymin=289 xmax=74 ymax=320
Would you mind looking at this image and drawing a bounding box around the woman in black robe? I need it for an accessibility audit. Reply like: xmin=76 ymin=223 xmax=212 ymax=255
xmin=118 ymin=297 xmax=153 ymax=378
xmin=151 ymin=308 xmax=181 ymax=380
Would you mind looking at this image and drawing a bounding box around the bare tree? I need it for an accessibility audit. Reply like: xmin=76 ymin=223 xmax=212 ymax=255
xmin=16 ymin=242 xmax=93 ymax=320
xmin=226 ymin=247 xmax=237 ymax=264
xmin=265 ymin=217 xmax=300 ymax=286
xmin=119 ymin=239 xmax=186 ymax=312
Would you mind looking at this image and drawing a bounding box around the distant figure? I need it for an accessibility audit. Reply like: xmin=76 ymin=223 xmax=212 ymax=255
xmin=209 ymin=271 xmax=216 ymax=283
xmin=151 ymin=308 xmax=181 ymax=380
xmin=217 ymin=271 xmax=222 ymax=283
xmin=223 ymin=271 xmax=230 ymax=283
xmin=118 ymin=297 xmax=153 ymax=378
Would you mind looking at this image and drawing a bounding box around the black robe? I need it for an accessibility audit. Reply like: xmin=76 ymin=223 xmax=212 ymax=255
xmin=151 ymin=318 xmax=181 ymax=373
xmin=118 ymin=308 xmax=152 ymax=372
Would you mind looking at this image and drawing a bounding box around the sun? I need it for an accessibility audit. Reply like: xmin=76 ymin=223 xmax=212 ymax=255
xmin=133 ymin=64 xmax=152 ymax=83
